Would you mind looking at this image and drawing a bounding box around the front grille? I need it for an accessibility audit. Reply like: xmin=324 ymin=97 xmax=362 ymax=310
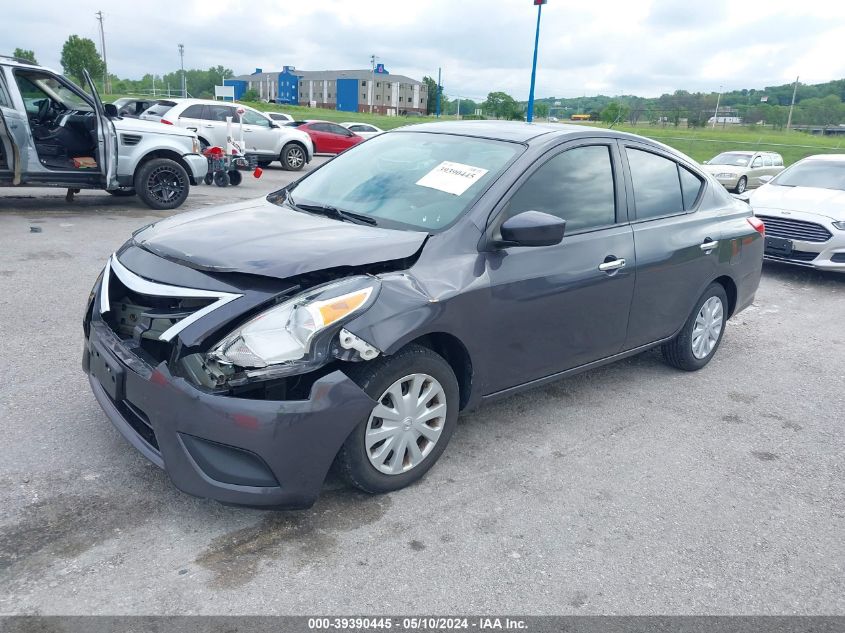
xmin=104 ymin=273 xmax=213 ymax=364
xmin=756 ymin=215 xmax=832 ymax=243
xmin=765 ymin=250 xmax=818 ymax=263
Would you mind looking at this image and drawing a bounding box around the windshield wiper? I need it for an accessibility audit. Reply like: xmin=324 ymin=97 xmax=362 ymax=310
xmin=288 ymin=195 xmax=377 ymax=226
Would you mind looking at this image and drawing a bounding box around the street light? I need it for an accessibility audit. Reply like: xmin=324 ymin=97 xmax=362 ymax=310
xmin=712 ymin=84 xmax=722 ymax=129
xmin=526 ymin=0 xmax=547 ymax=123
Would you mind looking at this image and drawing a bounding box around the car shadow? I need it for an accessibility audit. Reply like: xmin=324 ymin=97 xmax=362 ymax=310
xmin=762 ymin=260 xmax=844 ymax=285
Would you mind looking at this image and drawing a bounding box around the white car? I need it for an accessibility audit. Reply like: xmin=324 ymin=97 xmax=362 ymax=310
xmin=340 ymin=122 xmax=383 ymax=139
xmin=265 ymin=112 xmax=294 ymax=123
xmin=745 ymin=154 xmax=845 ymax=271
xmin=143 ymin=99 xmax=313 ymax=170
xmin=139 ymin=99 xmax=182 ymax=124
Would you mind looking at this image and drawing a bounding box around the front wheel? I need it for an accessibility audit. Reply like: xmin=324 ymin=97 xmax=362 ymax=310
xmin=280 ymin=143 xmax=306 ymax=171
xmin=336 ymin=345 xmax=459 ymax=494
xmin=213 ymin=171 xmax=230 ymax=187
xmin=134 ymin=158 xmax=190 ymax=210
xmin=734 ymin=176 xmax=747 ymax=194
xmin=662 ymin=282 xmax=728 ymax=371
xmin=228 ymin=170 xmax=242 ymax=186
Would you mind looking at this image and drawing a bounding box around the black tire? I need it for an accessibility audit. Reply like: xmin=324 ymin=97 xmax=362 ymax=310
xmin=336 ymin=345 xmax=460 ymax=494
xmin=257 ymin=160 xmax=272 ymax=168
xmin=280 ymin=143 xmax=306 ymax=171
xmin=734 ymin=176 xmax=747 ymax=194
xmin=662 ymin=282 xmax=729 ymax=371
xmin=134 ymin=158 xmax=190 ymax=210
xmin=203 ymin=172 xmax=213 ymax=185
xmin=213 ymin=171 xmax=230 ymax=187
xmin=107 ymin=187 xmax=136 ymax=197
xmin=228 ymin=170 xmax=243 ymax=186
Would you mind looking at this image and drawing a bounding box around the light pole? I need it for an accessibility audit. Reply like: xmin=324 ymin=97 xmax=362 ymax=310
xmin=436 ymin=67 xmax=442 ymax=118
xmin=712 ymin=85 xmax=722 ymax=129
xmin=369 ymin=54 xmax=377 ymax=114
xmin=178 ymin=44 xmax=186 ymax=98
xmin=526 ymin=0 xmax=547 ymax=123
xmin=95 ymin=11 xmax=110 ymax=93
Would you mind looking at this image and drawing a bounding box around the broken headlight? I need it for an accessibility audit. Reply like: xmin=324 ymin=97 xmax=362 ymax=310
xmin=205 ymin=276 xmax=380 ymax=383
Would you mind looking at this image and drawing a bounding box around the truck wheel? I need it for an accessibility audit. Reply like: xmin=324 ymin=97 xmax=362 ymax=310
xmin=281 ymin=143 xmax=306 ymax=171
xmin=228 ymin=170 xmax=243 ymax=186
xmin=134 ymin=158 xmax=190 ymax=210
xmin=213 ymin=171 xmax=230 ymax=187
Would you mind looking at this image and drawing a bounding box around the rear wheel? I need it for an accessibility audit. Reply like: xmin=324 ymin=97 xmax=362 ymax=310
xmin=336 ymin=345 xmax=459 ymax=494
xmin=134 ymin=158 xmax=190 ymax=210
xmin=281 ymin=143 xmax=306 ymax=171
xmin=662 ymin=283 xmax=728 ymax=371
xmin=213 ymin=171 xmax=230 ymax=187
xmin=228 ymin=170 xmax=242 ymax=186
xmin=734 ymin=176 xmax=747 ymax=194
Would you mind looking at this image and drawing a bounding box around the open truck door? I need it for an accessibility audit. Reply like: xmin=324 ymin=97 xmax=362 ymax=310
xmin=82 ymin=69 xmax=118 ymax=188
xmin=0 ymin=71 xmax=20 ymax=184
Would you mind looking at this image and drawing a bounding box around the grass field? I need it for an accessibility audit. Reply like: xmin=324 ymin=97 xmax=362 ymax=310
xmin=115 ymin=96 xmax=845 ymax=166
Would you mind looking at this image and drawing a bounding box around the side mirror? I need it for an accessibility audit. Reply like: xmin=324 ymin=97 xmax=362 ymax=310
xmin=498 ymin=211 xmax=566 ymax=248
xmin=104 ymin=103 xmax=119 ymax=117
xmin=269 ymin=122 xmax=280 ymax=128
xmin=758 ymin=175 xmax=774 ymax=184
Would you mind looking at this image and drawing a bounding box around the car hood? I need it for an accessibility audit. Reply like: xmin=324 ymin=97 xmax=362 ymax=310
xmin=113 ymin=117 xmax=195 ymax=138
xmin=702 ymin=164 xmax=744 ymax=175
xmin=750 ymin=184 xmax=845 ymax=221
xmin=130 ymin=197 xmax=428 ymax=279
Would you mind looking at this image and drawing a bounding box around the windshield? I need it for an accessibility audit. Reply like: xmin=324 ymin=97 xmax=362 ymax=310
xmin=276 ymin=131 xmax=521 ymax=231
xmin=709 ymin=152 xmax=751 ymax=166
xmin=16 ymin=71 xmax=92 ymax=113
xmin=144 ymin=101 xmax=178 ymax=117
xmin=771 ymin=160 xmax=845 ymax=191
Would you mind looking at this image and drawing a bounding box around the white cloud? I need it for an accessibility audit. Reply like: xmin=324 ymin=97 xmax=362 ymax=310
xmin=3 ymin=0 xmax=844 ymax=100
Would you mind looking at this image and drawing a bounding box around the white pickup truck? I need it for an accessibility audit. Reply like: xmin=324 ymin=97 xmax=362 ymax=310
xmin=0 ymin=55 xmax=207 ymax=209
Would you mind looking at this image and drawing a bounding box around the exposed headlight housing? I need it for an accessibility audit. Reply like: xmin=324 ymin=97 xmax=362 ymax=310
xmin=192 ymin=135 xmax=201 ymax=154
xmin=715 ymin=172 xmax=736 ymax=179
xmin=204 ymin=276 xmax=379 ymax=385
xmin=832 ymin=221 xmax=845 ymax=230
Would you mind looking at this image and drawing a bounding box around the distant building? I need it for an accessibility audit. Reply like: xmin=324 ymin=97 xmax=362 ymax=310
xmin=225 ymin=65 xmax=428 ymax=115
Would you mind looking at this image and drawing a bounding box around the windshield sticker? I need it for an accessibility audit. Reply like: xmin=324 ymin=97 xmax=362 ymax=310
xmin=415 ymin=161 xmax=490 ymax=196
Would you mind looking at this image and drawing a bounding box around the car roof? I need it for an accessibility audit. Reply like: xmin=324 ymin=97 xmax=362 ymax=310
xmin=802 ymin=154 xmax=845 ymax=162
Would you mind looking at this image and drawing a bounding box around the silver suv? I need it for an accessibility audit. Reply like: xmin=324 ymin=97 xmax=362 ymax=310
xmin=0 ymin=55 xmax=207 ymax=209
xmin=142 ymin=98 xmax=313 ymax=170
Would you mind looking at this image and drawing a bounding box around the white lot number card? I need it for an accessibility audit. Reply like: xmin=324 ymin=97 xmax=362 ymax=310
xmin=416 ymin=161 xmax=490 ymax=196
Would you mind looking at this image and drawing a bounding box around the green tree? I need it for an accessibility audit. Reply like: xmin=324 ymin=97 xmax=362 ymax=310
xmin=241 ymin=89 xmax=259 ymax=102
xmin=60 ymin=35 xmax=104 ymax=85
xmin=422 ymin=76 xmax=442 ymax=115
xmin=483 ymin=91 xmax=519 ymax=119
xmin=600 ymin=101 xmax=629 ymax=127
xmin=13 ymin=48 xmax=37 ymax=64
xmin=534 ymin=102 xmax=549 ymax=119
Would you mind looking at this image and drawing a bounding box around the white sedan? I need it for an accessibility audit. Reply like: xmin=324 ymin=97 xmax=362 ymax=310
xmin=744 ymin=154 xmax=845 ymax=272
xmin=340 ymin=122 xmax=383 ymax=139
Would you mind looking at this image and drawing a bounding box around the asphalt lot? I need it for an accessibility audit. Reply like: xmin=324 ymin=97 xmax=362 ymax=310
xmin=0 ymin=162 xmax=843 ymax=615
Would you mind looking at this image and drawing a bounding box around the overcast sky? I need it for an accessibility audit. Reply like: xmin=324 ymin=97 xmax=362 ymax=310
xmin=4 ymin=0 xmax=845 ymax=101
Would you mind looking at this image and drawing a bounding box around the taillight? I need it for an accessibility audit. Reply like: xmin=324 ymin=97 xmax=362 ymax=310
xmin=160 ymin=118 xmax=173 ymax=125
xmin=747 ymin=216 xmax=765 ymax=236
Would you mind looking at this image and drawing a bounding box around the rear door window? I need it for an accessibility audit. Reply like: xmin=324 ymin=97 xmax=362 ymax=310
xmin=626 ymin=148 xmax=684 ymax=219
xmin=179 ymin=104 xmax=205 ymax=119
xmin=205 ymin=104 xmax=238 ymax=122
xmin=144 ymin=100 xmax=177 ymax=117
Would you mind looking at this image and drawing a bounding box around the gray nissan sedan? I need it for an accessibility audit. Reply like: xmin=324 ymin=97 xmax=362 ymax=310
xmin=83 ymin=121 xmax=764 ymax=508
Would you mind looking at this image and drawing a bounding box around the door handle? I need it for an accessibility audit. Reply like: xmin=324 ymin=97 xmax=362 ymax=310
xmin=598 ymin=258 xmax=626 ymax=272
xmin=700 ymin=239 xmax=719 ymax=252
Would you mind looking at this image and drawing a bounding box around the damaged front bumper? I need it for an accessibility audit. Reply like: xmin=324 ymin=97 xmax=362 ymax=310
xmin=83 ymin=320 xmax=375 ymax=508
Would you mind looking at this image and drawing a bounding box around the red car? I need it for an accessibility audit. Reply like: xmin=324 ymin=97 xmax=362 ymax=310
xmin=288 ymin=120 xmax=365 ymax=154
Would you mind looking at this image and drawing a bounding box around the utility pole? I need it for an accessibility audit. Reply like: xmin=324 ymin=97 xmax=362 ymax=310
xmin=786 ymin=75 xmax=799 ymax=131
xmin=712 ymin=85 xmax=722 ymax=129
xmin=456 ymin=96 xmax=461 ymax=120
xmin=370 ymin=54 xmax=376 ymax=114
xmin=95 ymin=11 xmax=109 ymax=93
xmin=527 ymin=0 xmax=547 ymax=123
xmin=151 ymin=74 xmax=156 ymax=97
xmin=178 ymin=44 xmax=186 ymax=98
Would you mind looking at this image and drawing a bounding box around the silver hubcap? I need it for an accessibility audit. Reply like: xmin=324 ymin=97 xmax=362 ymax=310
xmin=365 ymin=373 xmax=447 ymax=475
xmin=692 ymin=296 xmax=723 ymax=359
xmin=737 ymin=178 xmax=746 ymax=193
xmin=286 ymin=147 xmax=304 ymax=168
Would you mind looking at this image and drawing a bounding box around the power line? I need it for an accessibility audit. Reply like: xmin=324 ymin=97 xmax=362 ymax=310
xmin=95 ymin=10 xmax=109 ymax=93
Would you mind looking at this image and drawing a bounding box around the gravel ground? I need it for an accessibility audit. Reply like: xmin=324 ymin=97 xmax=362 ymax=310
xmin=0 ymin=165 xmax=842 ymax=614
